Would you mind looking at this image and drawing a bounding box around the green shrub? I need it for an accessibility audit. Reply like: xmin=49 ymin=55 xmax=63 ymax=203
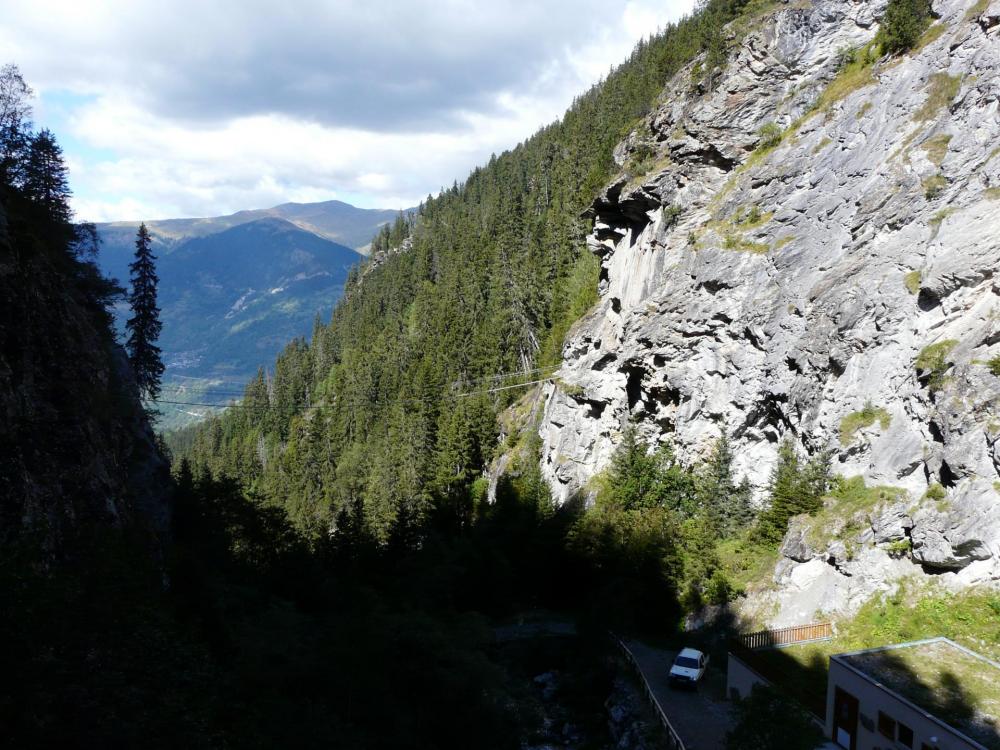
xmin=886 ymin=538 xmax=912 ymax=557
xmin=839 ymin=401 xmax=892 ymax=445
xmin=987 ymin=355 xmax=1000 ymax=376
xmin=875 ymin=0 xmax=932 ymax=54
xmin=662 ymin=203 xmax=682 ymax=228
xmin=756 ymin=122 xmax=783 ymax=150
xmin=836 ymin=46 xmax=857 ymax=70
xmin=915 ymin=339 xmax=958 ymax=390
xmin=626 ymin=142 xmax=656 ymax=176
xmin=704 ymin=569 xmax=736 ymax=605
xmin=904 ymin=270 xmax=921 ymax=294
xmin=923 ymin=482 xmax=946 ymax=502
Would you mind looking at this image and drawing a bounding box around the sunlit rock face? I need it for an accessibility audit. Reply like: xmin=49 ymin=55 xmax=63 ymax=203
xmin=537 ymin=0 xmax=1000 ymax=620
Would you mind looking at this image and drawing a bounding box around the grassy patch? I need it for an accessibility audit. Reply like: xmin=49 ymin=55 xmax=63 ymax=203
xmin=987 ymin=355 xmax=1000 ymax=376
xmin=809 ymin=43 xmax=878 ymax=117
xmin=805 ymin=476 xmax=907 ymax=548
xmin=723 ymin=234 xmax=770 ymax=254
xmin=923 ymin=173 xmax=947 ymax=200
xmin=986 ymin=187 xmax=1000 ymax=200
xmin=913 ymin=21 xmax=947 ymax=52
xmin=964 ymin=0 xmax=990 ymax=22
xmin=734 ymin=205 xmax=773 ymax=228
xmin=625 ymin=142 xmax=656 ymax=177
xmin=554 ymin=378 xmax=585 ymax=398
xmin=923 ymin=133 xmax=952 ymax=165
xmin=923 ymin=482 xmax=948 ymax=509
xmin=773 ymin=235 xmax=795 ymax=251
xmin=914 ymin=73 xmax=962 ymax=122
xmin=916 ymin=339 xmax=958 ymax=390
xmin=904 ymin=270 xmax=922 ymax=294
xmin=812 ymin=137 xmax=832 ymax=154
xmin=856 ymin=101 xmax=873 ymax=119
xmin=929 ymin=208 xmax=952 ymax=228
xmin=839 ymin=402 xmax=892 ymax=445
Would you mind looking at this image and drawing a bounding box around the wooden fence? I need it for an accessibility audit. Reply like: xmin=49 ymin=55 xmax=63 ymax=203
xmin=736 ymin=622 xmax=832 ymax=651
xmin=611 ymin=635 xmax=686 ymax=750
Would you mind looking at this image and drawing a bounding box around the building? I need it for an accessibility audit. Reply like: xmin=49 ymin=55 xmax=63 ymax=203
xmin=826 ymin=637 xmax=1000 ymax=750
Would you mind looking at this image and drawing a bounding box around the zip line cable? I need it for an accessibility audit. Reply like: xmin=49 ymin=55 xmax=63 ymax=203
xmin=158 ymin=364 xmax=564 ymax=400
xmin=152 ymin=375 xmax=559 ymax=413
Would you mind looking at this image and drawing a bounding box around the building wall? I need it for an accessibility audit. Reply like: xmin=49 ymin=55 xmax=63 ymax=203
xmin=726 ymin=652 xmax=770 ymax=701
xmin=825 ymin=659 xmax=983 ymax=750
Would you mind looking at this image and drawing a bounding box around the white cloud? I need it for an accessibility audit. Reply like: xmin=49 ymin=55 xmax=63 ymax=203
xmin=3 ymin=0 xmax=697 ymax=221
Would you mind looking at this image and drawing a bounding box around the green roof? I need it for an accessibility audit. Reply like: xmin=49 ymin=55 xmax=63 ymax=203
xmin=835 ymin=638 xmax=1000 ymax=750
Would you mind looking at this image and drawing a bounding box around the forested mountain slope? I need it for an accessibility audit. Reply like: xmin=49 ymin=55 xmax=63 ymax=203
xmin=175 ymin=0 xmax=766 ymax=540
xmin=177 ymin=0 xmax=1000 ymax=634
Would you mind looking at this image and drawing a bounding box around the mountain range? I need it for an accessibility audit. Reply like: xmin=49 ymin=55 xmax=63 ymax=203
xmin=95 ymin=200 xmax=403 ymax=426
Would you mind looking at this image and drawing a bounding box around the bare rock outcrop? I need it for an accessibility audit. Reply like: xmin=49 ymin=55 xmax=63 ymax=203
xmin=535 ymin=0 xmax=1000 ymax=622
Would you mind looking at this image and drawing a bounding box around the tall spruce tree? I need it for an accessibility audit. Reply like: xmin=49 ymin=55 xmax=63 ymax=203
xmin=757 ymin=437 xmax=832 ymax=543
xmin=697 ymin=430 xmax=754 ymax=537
xmin=126 ymin=223 xmax=164 ymax=401
xmin=23 ymin=128 xmax=71 ymax=223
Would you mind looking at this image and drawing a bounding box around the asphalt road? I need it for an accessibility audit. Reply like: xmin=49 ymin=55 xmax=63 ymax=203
xmin=625 ymin=639 xmax=736 ymax=750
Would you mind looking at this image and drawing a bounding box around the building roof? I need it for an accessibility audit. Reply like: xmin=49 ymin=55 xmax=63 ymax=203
xmin=833 ymin=637 xmax=1000 ymax=750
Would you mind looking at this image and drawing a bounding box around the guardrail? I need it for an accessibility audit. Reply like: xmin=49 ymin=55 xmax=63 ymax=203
xmin=736 ymin=622 xmax=832 ymax=651
xmin=611 ymin=634 xmax=686 ymax=750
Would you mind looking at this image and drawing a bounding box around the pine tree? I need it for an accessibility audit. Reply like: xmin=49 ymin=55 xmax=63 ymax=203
xmin=756 ymin=437 xmax=831 ymax=544
xmin=126 ymin=223 xmax=164 ymax=401
xmin=697 ymin=430 xmax=753 ymax=536
xmin=23 ymin=128 xmax=71 ymax=223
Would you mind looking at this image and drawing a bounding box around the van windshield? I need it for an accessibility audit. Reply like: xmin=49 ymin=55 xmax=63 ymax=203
xmin=675 ymin=656 xmax=699 ymax=669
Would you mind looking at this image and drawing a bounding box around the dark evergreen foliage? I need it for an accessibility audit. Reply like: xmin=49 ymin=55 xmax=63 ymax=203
xmin=22 ymin=129 xmax=72 ymax=224
xmin=126 ymin=223 xmax=165 ymax=401
xmin=697 ymin=429 xmax=754 ymax=537
xmin=875 ymin=0 xmax=933 ymax=54
xmin=756 ymin=437 xmax=832 ymax=544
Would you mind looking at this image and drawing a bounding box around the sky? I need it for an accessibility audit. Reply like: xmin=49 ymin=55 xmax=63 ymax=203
xmin=3 ymin=0 xmax=696 ymax=222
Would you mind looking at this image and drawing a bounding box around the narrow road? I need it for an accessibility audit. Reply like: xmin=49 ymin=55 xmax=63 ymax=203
xmin=624 ymin=639 xmax=736 ymax=750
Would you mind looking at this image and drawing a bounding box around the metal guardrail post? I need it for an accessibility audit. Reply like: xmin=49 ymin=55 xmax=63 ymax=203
xmin=610 ymin=633 xmax=687 ymax=750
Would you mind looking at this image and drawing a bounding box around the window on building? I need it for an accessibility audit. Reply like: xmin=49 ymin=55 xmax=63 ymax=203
xmin=897 ymin=722 xmax=913 ymax=748
xmin=878 ymin=711 xmax=896 ymax=739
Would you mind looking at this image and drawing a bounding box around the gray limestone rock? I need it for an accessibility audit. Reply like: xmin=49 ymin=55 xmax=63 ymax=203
xmin=533 ymin=0 xmax=1000 ymax=620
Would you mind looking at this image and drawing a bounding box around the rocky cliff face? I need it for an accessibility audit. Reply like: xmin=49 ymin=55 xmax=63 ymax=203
xmin=0 ymin=200 xmax=170 ymax=550
xmin=538 ymin=0 xmax=1000 ymax=622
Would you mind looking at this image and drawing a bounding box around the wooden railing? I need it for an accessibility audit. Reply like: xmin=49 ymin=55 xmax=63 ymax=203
xmin=736 ymin=622 xmax=832 ymax=651
xmin=611 ymin=635 xmax=686 ymax=750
